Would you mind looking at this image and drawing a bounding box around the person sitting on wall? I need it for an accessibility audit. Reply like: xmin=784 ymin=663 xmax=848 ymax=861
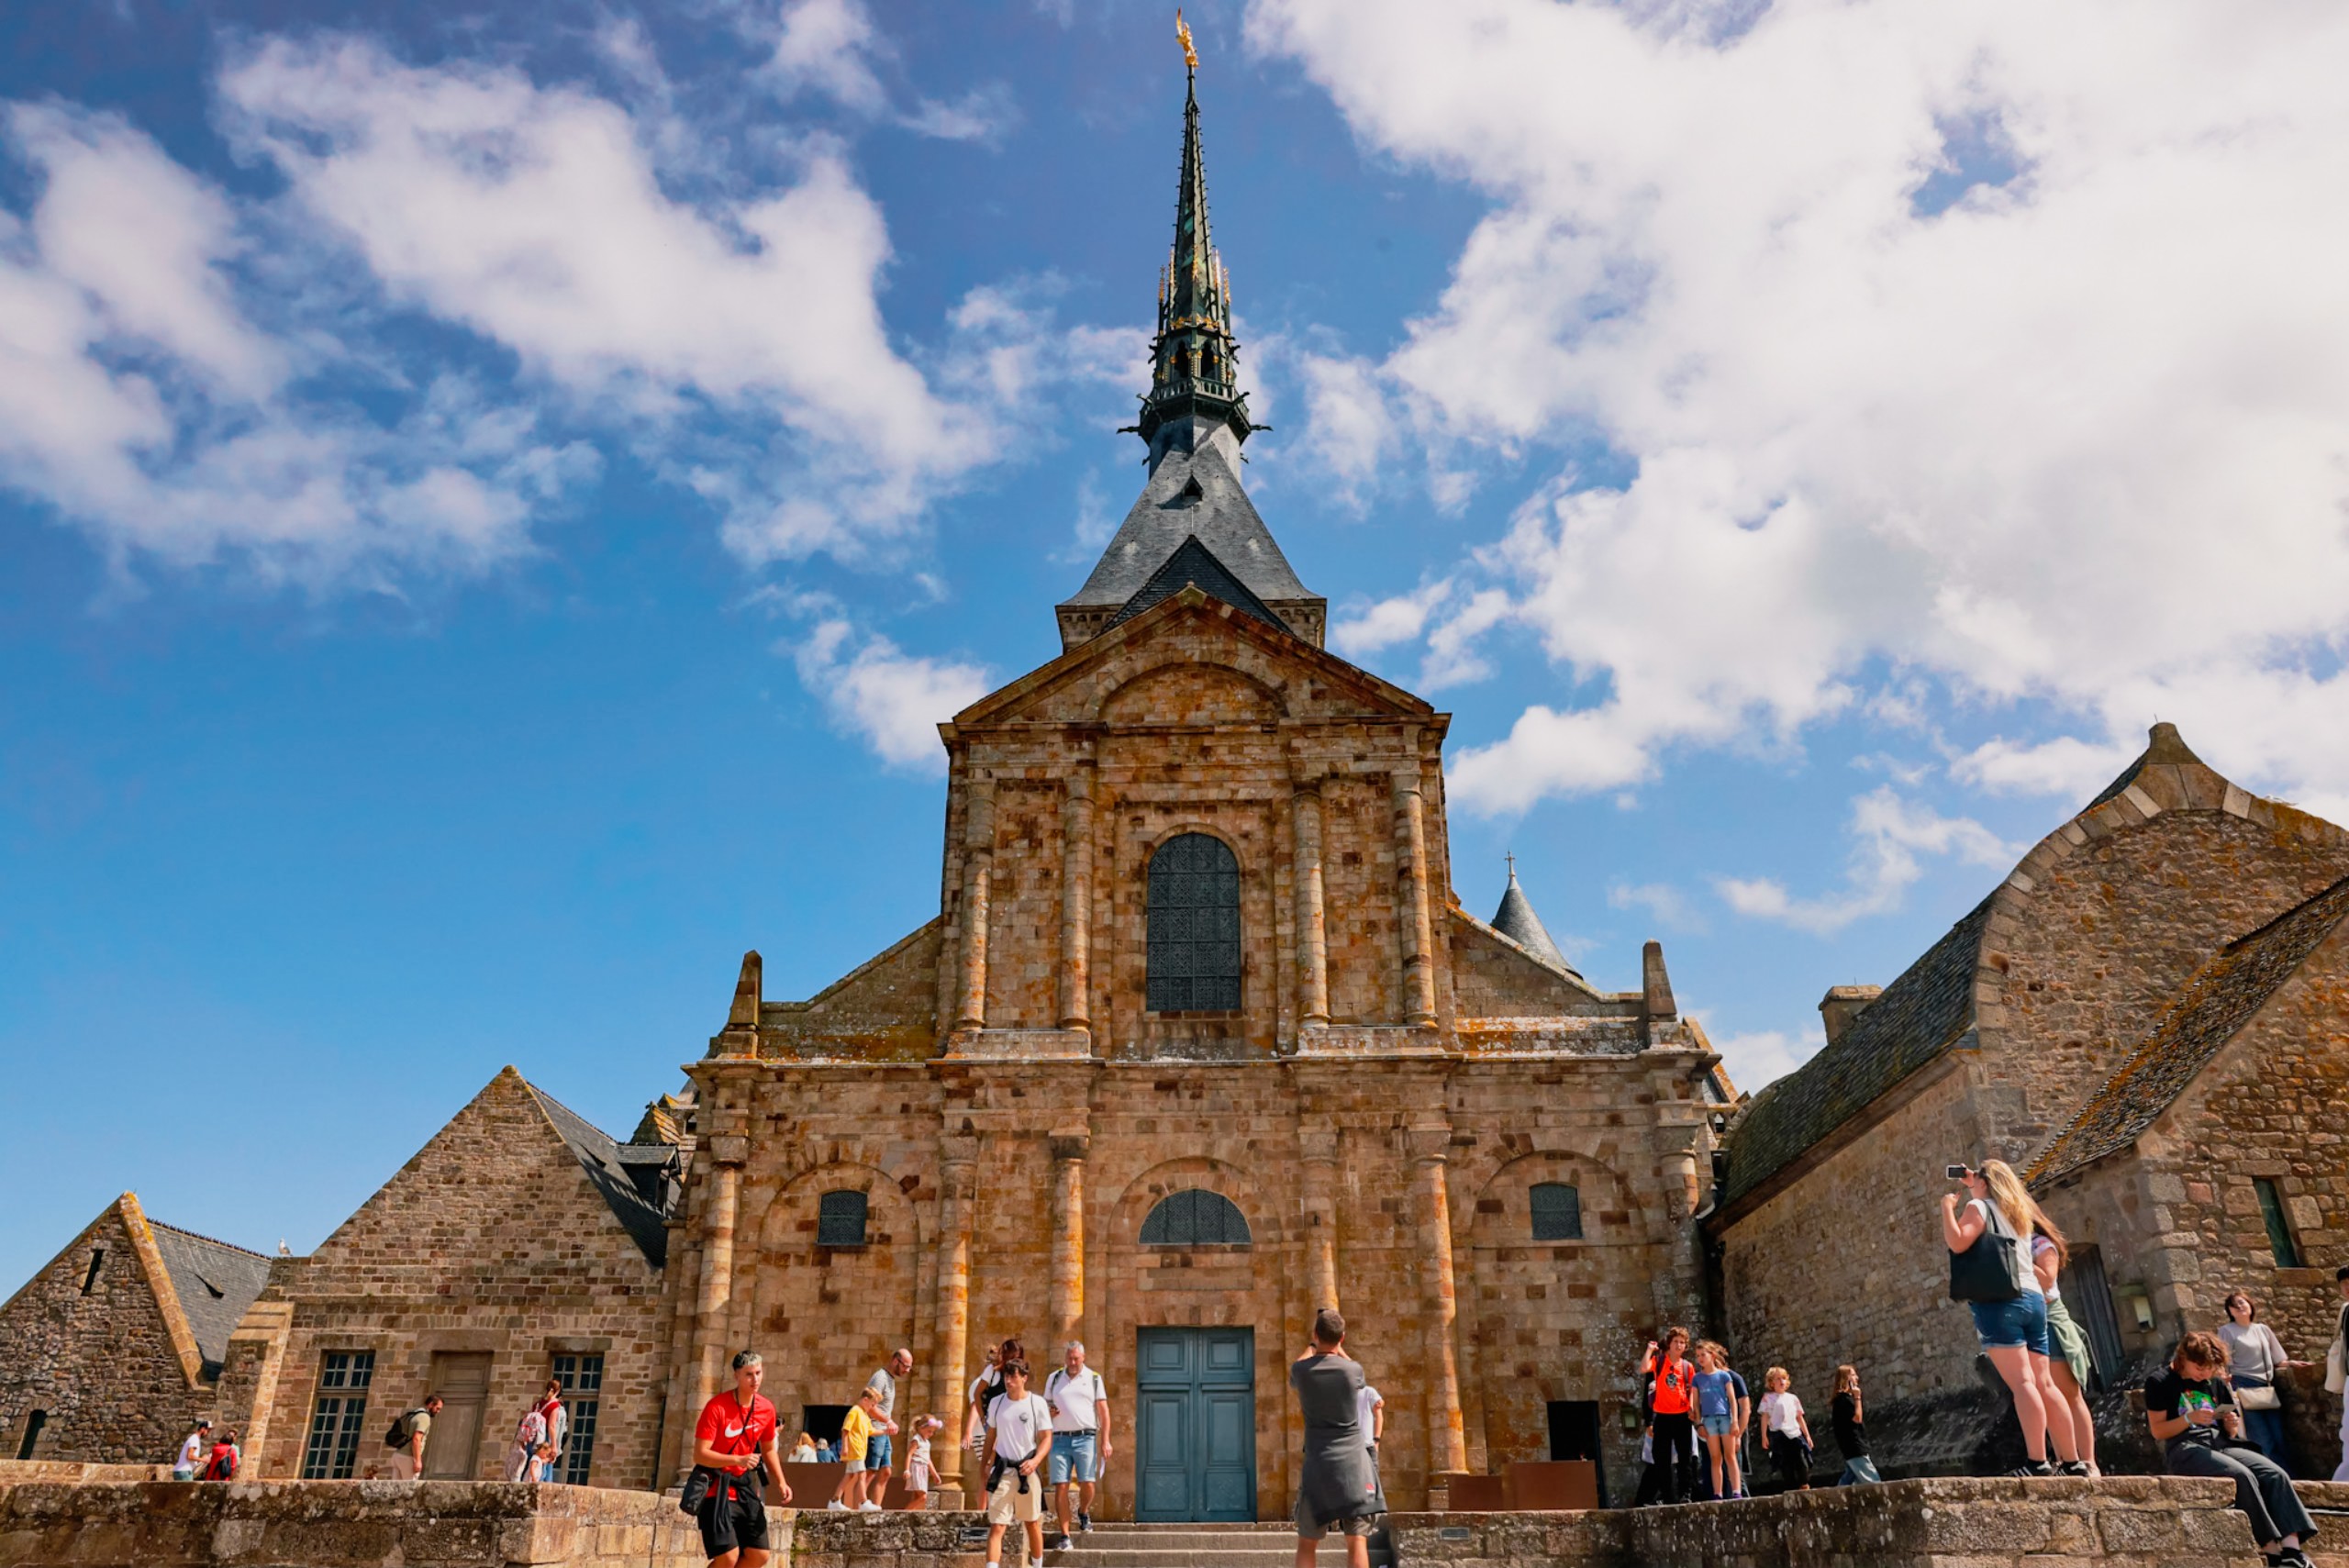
xmin=2147 ymin=1330 xmax=2316 ymax=1568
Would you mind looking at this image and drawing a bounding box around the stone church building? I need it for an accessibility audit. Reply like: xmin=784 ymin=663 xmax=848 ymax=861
xmin=647 ymin=69 xmax=1728 ymax=1518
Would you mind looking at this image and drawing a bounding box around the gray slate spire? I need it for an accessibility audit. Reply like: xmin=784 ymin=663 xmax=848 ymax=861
xmin=1493 ymin=862 xmax=1576 ymax=976
xmin=1055 ymin=62 xmax=1325 ymax=653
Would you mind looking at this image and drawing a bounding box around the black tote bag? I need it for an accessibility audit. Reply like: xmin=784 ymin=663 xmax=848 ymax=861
xmin=1948 ymin=1196 xmax=2028 ymax=1303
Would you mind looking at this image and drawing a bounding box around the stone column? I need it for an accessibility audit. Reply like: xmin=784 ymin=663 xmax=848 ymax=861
xmin=1291 ymin=782 xmax=1330 ymax=1028
xmin=691 ymin=1145 xmax=745 ymax=1417
xmin=1058 ymin=763 xmax=1096 ymax=1034
xmin=1299 ymin=1125 xmax=1341 ymax=1314
xmin=1408 ymin=1129 xmax=1468 ymax=1476
xmin=954 ymin=781 xmax=996 ymax=1033
xmin=1391 ymin=762 xmax=1437 ymax=1027
xmin=930 ymin=1140 xmax=978 ymax=1485
xmin=1050 ymin=1133 xmax=1089 ymax=1351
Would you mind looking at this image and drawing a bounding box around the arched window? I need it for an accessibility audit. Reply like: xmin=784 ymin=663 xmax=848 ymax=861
xmin=1530 ymin=1183 xmax=1584 ymax=1241
xmin=817 ymin=1189 xmax=869 ymax=1247
xmin=1141 ymin=1188 xmax=1251 ymax=1247
xmin=1147 ymin=833 xmax=1241 ymax=1012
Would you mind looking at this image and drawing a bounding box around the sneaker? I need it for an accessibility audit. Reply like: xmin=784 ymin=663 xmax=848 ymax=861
xmin=857 ymin=1501 xmax=884 ymax=1513
xmin=2003 ymin=1462 xmax=2055 ymax=1479
xmin=1047 ymin=1533 xmax=1073 ymax=1551
xmin=1078 ymin=1512 xmax=1093 ymax=1533
xmin=2056 ymin=1461 xmax=2091 ymax=1478
xmin=827 ymin=1500 xmax=850 ymax=1511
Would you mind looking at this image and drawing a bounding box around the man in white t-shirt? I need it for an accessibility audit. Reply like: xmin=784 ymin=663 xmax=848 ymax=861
xmin=1045 ymin=1341 xmax=1113 ymax=1544
xmin=980 ymin=1360 xmax=1054 ymax=1568
xmin=1355 ymin=1385 xmax=1385 ymax=1456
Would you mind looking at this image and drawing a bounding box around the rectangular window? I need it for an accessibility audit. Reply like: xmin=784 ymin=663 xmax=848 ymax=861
xmin=300 ymin=1350 xmax=375 ymax=1479
xmin=1530 ymin=1184 xmax=1584 ymax=1241
xmin=80 ymin=1250 xmax=105 ymax=1296
xmin=551 ymin=1353 xmax=604 ymax=1485
xmin=2254 ymin=1179 xmax=2304 ymax=1268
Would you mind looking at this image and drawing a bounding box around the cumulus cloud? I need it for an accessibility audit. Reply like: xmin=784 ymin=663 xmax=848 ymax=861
xmin=764 ymin=0 xmax=1015 ymax=142
xmin=790 ymin=615 xmax=993 ymax=772
xmin=1707 ymin=1026 xmax=1815 ymax=1094
xmin=1715 ymin=785 xmax=2013 ymax=935
xmin=1251 ymin=0 xmax=2349 ymax=816
xmin=0 ymin=104 xmax=579 ymax=584
xmin=1609 ymin=880 xmax=1705 ymax=934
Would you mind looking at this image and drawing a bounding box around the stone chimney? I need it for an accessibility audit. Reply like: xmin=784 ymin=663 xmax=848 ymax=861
xmin=1819 ymin=984 xmax=1882 ymax=1048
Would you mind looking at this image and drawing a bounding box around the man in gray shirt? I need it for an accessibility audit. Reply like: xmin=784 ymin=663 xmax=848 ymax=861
xmin=864 ymin=1349 xmax=912 ymax=1495
xmin=1289 ymin=1309 xmax=1382 ymax=1568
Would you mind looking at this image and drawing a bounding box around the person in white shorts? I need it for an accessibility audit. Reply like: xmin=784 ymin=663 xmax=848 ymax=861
xmin=1355 ymin=1385 xmax=1385 ymax=1457
xmin=980 ymin=1359 xmax=1054 ymax=1568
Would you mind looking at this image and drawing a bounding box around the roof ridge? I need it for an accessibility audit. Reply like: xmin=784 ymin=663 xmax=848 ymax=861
xmin=146 ymin=1218 xmax=271 ymax=1259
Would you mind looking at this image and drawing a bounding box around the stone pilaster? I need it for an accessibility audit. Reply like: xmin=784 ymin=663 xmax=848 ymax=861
xmin=954 ymin=781 xmax=997 ymax=1032
xmin=1392 ymin=761 xmax=1438 ymax=1027
xmin=929 ymin=1139 xmax=978 ymax=1483
xmin=689 ymin=1143 xmax=744 ymax=1422
xmin=1291 ymin=781 xmax=1330 ymax=1029
xmin=1299 ymin=1124 xmax=1340 ymax=1314
xmin=1050 ymin=1132 xmax=1089 ymax=1351
xmin=1059 ymin=763 xmax=1096 ymax=1034
xmin=1408 ymin=1126 xmax=1467 ymax=1477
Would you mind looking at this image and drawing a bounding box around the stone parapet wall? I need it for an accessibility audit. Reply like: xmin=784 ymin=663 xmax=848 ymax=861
xmin=791 ymin=1509 xmax=985 ymax=1568
xmin=0 ymin=1479 xmax=711 ymax=1568
xmin=1390 ymin=1477 xmax=2264 ymax=1567
xmin=0 ymin=1461 xmax=166 ymax=1485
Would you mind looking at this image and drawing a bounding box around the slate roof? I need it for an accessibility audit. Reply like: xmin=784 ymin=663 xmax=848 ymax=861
xmin=1062 ymin=430 xmax=1316 ymax=614
xmin=2030 ymin=872 xmax=2349 ymax=1187
xmin=1491 ymin=868 xmax=1576 ymax=976
xmin=526 ymin=1082 xmax=674 ymax=1268
xmin=148 ymin=1222 xmax=271 ymax=1381
xmin=1104 ymin=534 xmax=1289 ymax=637
xmin=1719 ymin=895 xmax=1995 ymax=1208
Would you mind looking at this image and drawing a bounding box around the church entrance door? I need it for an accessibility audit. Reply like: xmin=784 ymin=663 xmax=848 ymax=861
xmin=1134 ymin=1327 xmax=1255 ymax=1520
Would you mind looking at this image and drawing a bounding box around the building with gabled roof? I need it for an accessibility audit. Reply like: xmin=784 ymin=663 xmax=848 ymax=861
xmin=206 ymin=1067 xmax=678 ymax=1489
xmin=649 ymin=61 xmax=1724 ymax=1516
xmin=0 ymin=1192 xmax=268 ymax=1465
xmin=1712 ymin=722 xmax=2349 ymax=1467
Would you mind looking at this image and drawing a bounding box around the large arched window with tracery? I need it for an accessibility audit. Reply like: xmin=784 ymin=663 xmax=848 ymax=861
xmin=1146 ymin=833 xmax=1241 ymax=1012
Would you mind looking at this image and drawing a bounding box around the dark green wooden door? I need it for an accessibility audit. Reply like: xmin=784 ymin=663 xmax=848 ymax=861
xmin=1134 ymin=1327 xmax=1255 ymax=1520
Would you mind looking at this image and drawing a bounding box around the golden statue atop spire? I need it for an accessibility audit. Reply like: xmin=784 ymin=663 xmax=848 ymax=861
xmin=1176 ymin=9 xmax=1198 ymax=70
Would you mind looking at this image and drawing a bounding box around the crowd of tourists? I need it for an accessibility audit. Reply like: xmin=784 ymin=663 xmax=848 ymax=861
xmin=1628 ymin=1327 xmax=1871 ymax=1503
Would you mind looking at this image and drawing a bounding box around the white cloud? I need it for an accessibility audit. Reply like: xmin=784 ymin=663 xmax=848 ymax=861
xmin=0 ymin=104 xmax=576 ymax=584
xmin=1954 ymin=734 xmax=2134 ymax=798
xmin=1252 ymin=0 xmax=2349 ymax=815
xmin=1609 ymin=880 xmax=1705 ymax=934
xmin=1709 ymin=1026 xmax=1816 ymax=1095
xmin=1331 ymin=579 xmax=1452 ymax=659
xmin=1715 ymin=784 xmax=2013 ymax=935
xmin=790 ymin=617 xmax=993 ymax=772
xmin=766 ymin=0 xmax=1015 ymax=142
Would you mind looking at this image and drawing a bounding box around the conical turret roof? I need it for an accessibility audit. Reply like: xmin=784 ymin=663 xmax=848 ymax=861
xmin=1492 ymin=862 xmax=1575 ymax=975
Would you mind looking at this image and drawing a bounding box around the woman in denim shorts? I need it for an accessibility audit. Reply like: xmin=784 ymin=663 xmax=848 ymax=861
xmin=1942 ymin=1160 xmax=2085 ymax=1477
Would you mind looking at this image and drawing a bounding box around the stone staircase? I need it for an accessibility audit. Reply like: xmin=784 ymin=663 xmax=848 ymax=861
xmin=1036 ymin=1521 xmax=1351 ymax=1568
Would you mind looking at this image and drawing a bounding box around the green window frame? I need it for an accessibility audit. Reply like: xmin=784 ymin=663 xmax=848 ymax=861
xmin=2254 ymin=1178 xmax=2303 ymax=1268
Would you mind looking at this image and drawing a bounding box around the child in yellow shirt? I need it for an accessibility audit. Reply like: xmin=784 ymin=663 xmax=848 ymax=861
xmin=830 ymin=1387 xmax=883 ymax=1512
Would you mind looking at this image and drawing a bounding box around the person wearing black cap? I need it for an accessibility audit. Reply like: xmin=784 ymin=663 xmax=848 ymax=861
xmin=172 ymin=1418 xmax=213 ymax=1481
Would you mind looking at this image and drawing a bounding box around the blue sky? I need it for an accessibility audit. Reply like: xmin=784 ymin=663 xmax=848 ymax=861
xmin=7 ymin=0 xmax=2349 ymax=1288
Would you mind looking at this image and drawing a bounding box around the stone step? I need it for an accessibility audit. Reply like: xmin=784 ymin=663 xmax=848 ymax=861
xmin=1041 ymin=1551 xmax=1324 ymax=1568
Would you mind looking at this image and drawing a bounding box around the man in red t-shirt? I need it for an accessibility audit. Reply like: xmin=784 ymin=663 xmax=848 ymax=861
xmin=695 ymin=1351 xmax=791 ymax=1568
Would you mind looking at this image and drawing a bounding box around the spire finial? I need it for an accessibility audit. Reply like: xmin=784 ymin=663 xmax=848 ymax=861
xmin=1176 ymin=9 xmax=1197 ymax=72
xmin=1506 ymin=850 xmax=1517 ymax=883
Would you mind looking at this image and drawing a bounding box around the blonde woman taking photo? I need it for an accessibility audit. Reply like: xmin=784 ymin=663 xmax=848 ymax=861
xmin=1941 ymin=1159 xmax=2085 ymax=1476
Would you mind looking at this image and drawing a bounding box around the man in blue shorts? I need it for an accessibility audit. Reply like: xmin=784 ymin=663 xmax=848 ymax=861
xmin=1045 ymin=1340 xmax=1113 ymax=1547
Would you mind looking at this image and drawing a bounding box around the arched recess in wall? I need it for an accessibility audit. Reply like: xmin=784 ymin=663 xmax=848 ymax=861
xmin=747 ymin=1162 xmax=922 ymax=1413
xmin=1096 ymin=658 xmax=1286 ymax=728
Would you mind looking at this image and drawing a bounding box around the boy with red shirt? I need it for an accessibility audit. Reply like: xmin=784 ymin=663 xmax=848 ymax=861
xmin=695 ymin=1351 xmax=792 ymax=1568
xmin=1644 ymin=1328 xmax=1698 ymax=1506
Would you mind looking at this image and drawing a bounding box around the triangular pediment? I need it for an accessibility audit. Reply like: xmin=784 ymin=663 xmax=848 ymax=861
xmin=953 ymin=587 xmax=1436 ymax=732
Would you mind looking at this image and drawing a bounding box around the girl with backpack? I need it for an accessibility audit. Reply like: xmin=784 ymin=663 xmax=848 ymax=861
xmin=202 ymin=1429 xmax=240 ymax=1481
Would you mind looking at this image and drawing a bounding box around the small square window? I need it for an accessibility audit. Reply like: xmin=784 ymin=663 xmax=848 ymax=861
xmin=1530 ymin=1184 xmax=1584 ymax=1241
xmin=818 ymin=1189 xmax=869 ymax=1248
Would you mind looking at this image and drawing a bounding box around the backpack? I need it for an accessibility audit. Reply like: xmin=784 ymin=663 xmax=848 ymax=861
xmin=204 ymin=1444 xmax=238 ymax=1481
xmin=385 ymin=1407 xmax=428 ymax=1450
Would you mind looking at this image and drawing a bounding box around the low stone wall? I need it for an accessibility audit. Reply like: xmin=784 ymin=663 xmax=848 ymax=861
xmin=791 ymin=1509 xmax=987 ymax=1568
xmin=0 ymin=1461 xmax=167 ymax=1485
xmin=0 ymin=1479 xmax=717 ymax=1568
xmin=1389 ymin=1477 xmax=2264 ymax=1568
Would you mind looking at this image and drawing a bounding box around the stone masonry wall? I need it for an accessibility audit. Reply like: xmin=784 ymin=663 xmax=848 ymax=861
xmin=242 ymin=1070 xmax=668 ymax=1489
xmin=1721 ymin=795 xmax=2349 ymax=1410
xmin=1720 ymin=1062 xmax=1979 ymax=1407
xmin=0 ymin=1478 xmax=710 ymax=1568
xmin=1978 ymin=803 xmax=2349 ymax=1162
xmin=0 ymin=1200 xmax=203 ymax=1465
